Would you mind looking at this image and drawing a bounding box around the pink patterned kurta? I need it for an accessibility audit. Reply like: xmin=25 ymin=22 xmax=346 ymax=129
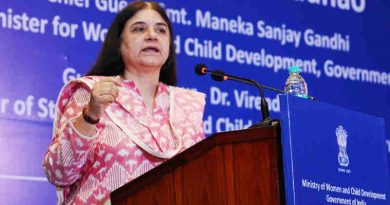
xmin=42 ymin=76 xmax=206 ymax=205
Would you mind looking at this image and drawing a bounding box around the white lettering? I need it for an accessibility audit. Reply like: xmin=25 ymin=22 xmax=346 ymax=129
xmin=225 ymin=44 xmax=319 ymax=77
xmin=164 ymin=6 xmax=191 ymax=25
xmin=386 ymin=140 xmax=390 ymax=154
xmin=210 ymin=87 xmax=229 ymax=106
xmin=52 ymin=15 xmax=79 ymax=38
xmin=174 ymin=35 xmax=181 ymax=54
xmin=216 ymin=117 xmax=252 ymax=132
xmin=324 ymin=59 xmax=390 ymax=85
xmin=0 ymin=98 xmax=10 ymax=114
xmin=13 ymin=96 xmax=34 ymax=117
xmin=256 ymin=20 xmax=301 ymax=48
xmin=305 ymin=0 xmax=366 ymax=13
xmin=63 ymin=67 xmax=82 ymax=84
xmin=48 ymin=0 xmax=90 ymax=8
xmin=184 ymin=38 xmax=222 ymax=60
xmin=195 ymin=10 xmax=254 ymax=36
xmin=95 ymin=0 xmax=128 ymax=13
xmin=37 ymin=98 xmax=56 ymax=119
xmin=304 ymin=29 xmax=350 ymax=52
xmin=0 ymin=8 xmax=48 ymax=34
xmin=82 ymin=21 xmax=107 ymax=42
xmin=203 ymin=115 xmax=213 ymax=135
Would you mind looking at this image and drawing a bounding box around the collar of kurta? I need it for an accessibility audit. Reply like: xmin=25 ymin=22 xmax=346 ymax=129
xmin=70 ymin=76 xmax=183 ymax=159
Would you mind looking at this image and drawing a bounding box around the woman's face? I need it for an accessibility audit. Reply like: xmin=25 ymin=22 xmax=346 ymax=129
xmin=120 ymin=9 xmax=170 ymax=72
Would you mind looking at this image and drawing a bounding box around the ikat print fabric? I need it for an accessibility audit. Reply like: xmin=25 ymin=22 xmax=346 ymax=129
xmin=43 ymin=76 xmax=206 ymax=204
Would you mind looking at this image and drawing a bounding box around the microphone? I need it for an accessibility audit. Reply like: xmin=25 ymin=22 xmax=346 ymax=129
xmin=211 ymin=70 xmax=226 ymax=81
xmin=194 ymin=64 xmax=207 ymax=76
xmin=195 ymin=64 xmax=276 ymax=127
xmin=195 ymin=64 xmax=286 ymax=93
xmin=195 ymin=64 xmax=317 ymax=98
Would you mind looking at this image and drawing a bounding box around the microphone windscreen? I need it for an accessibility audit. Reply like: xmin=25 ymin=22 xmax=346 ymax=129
xmin=194 ymin=64 xmax=207 ymax=76
xmin=211 ymin=70 xmax=226 ymax=81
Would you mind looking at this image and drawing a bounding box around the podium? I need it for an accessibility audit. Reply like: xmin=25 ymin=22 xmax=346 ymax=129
xmin=111 ymin=94 xmax=390 ymax=205
xmin=279 ymin=94 xmax=390 ymax=205
xmin=111 ymin=125 xmax=286 ymax=205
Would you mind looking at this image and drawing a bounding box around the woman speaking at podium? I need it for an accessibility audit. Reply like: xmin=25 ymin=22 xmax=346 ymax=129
xmin=42 ymin=1 xmax=206 ymax=204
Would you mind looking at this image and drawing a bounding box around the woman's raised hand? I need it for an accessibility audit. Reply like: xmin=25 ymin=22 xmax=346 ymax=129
xmin=86 ymin=76 xmax=122 ymax=120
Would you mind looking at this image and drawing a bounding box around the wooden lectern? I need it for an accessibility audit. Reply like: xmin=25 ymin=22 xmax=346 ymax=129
xmin=111 ymin=125 xmax=285 ymax=205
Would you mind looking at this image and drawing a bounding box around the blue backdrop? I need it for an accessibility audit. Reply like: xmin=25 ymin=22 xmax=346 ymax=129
xmin=0 ymin=0 xmax=389 ymax=204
